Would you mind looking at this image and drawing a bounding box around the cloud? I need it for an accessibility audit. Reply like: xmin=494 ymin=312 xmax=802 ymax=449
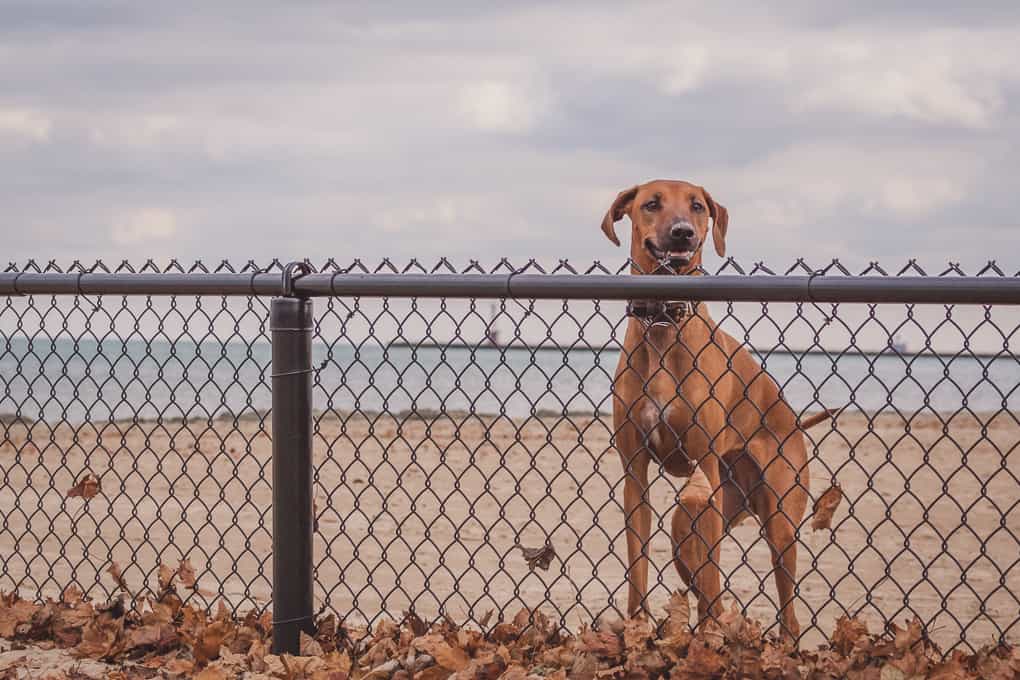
xmin=457 ymin=79 xmax=550 ymax=133
xmin=110 ymin=208 xmax=178 ymax=245
xmin=88 ymin=114 xmax=180 ymax=148
xmin=0 ymin=108 xmax=51 ymax=141
xmin=790 ymin=31 xmax=1020 ymax=128
xmin=712 ymin=141 xmax=980 ymax=225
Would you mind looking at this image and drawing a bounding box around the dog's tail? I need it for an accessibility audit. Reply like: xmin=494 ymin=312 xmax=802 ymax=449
xmin=798 ymin=406 xmax=842 ymax=431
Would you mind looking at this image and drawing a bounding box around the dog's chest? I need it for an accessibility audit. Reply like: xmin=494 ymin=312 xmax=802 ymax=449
xmin=634 ymin=398 xmax=694 ymax=476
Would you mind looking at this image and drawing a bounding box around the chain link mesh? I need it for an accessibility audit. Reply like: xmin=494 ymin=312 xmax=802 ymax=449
xmin=1 ymin=258 xmax=1017 ymax=654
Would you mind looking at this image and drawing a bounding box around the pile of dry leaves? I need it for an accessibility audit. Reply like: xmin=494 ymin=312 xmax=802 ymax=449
xmin=1 ymin=564 xmax=1017 ymax=679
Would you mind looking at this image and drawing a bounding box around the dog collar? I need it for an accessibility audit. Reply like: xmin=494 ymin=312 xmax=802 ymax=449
xmin=626 ymin=300 xmax=698 ymax=326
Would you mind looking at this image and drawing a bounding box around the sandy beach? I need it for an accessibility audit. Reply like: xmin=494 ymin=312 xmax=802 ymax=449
xmin=1 ymin=409 xmax=1017 ymax=651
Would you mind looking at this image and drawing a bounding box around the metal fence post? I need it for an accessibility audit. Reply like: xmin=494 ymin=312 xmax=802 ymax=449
xmin=270 ymin=275 xmax=315 ymax=654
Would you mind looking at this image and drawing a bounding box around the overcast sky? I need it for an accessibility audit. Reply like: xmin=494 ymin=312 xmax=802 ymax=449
xmin=2 ymin=1 xmax=1019 ymax=274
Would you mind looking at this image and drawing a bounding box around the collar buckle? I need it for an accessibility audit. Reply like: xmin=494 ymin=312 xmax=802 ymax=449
xmin=625 ymin=300 xmax=697 ymax=326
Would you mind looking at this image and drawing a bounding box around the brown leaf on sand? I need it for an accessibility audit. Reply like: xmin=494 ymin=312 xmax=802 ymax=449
xmin=622 ymin=617 xmax=653 ymax=654
xmin=164 ymin=658 xmax=196 ymax=676
xmin=926 ymin=650 xmax=969 ymax=680
xmin=66 ymin=473 xmax=101 ymax=500
xmin=811 ymin=483 xmax=844 ymax=531
xmin=191 ymin=620 xmax=231 ymax=666
xmin=413 ymin=633 xmax=471 ymax=671
xmin=477 ymin=608 xmax=494 ymax=629
xmin=831 ymin=614 xmax=869 ymax=655
xmin=52 ymin=600 xmax=96 ymax=647
xmin=580 ymin=629 xmax=623 ymax=659
xmin=0 ymin=594 xmax=40 ymax=637
xmin=247 ymin=637 xmax=268 ymax=673
xmin=569 ymin=653 xmax=598 ymax=680
xmin=656 ymin=591 xmax=692 ymax=651
xmin=760 ymin=641 xmax=799 ymax=678
xmin=717 ymin=603 xmax=762 ymax=648
xmin=178 ymin=558 xmax=198 ymax=589
xmin=74 ymin=614 xmax=126 ymax=660
xmin=893 ymin=616 xmax=924 ymax=652
xmin=193 ymin=665 xmax=231 ymax=680
xmin=125 ymin=623 xmax=178 ymax=653
xmin=973 ymin=645 xmax=1020 ymax=680
xmin=489 ymin=622 xmax=519 ymax=644
xmin=300 ymin=629 xmax=325 ymax=656
xmin=415 ymin=665 xmax=455 ymax=680
xmin=107 ymin=562 xmax=129 ymax=592
xmin=518 ymin=542 xmax=557 ymax=571
xmin=675 ymin=638 xmax=726 ymax=679
xmin=144 ymin=599 xmax=177 ymax=626
xmin=158 ymin=563 xmax=177 ymax=592
xmin=60 ymin=585 xmax=83 ymax=605
xmin=402 ymin=609 xmax=429 ymax=638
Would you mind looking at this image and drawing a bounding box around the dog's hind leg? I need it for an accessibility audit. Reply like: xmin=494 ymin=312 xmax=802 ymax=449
xmin=754 ymin=441 xmax=809 ymax=642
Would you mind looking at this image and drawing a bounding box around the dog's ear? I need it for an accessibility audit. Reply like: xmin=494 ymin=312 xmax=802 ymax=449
xmin=701 ymin=187 xmax=729 ymax=258
xmin=600 ymin=185 xmax=638 ymax=246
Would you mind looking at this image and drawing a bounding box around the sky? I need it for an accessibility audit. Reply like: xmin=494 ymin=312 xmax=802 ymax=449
xmin=2 ymin=1 xmax=1020 ymax=275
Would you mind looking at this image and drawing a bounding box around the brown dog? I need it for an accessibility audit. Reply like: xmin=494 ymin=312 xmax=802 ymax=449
xmin=602 ymin=179 xmax=811 ymax=639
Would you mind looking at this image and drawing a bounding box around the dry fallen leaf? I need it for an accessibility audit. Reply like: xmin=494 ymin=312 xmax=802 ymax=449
xmin=656 ymin=591 xmax=692 ymax=652
xmin=580 ymin=629 xmax=623 ymax=659
xmin=191 ymin=619 xmax=231 ymax=666
xmin=60 ymin=585 xmax=83 ymax=605
xmin=831 ymin=614 xmax=869 ymax=655
xmin=811 ymin=483 xmax=844 ymax=531
xmin=717 ymin=604 xmax=761 ymax=649
xmin=414 ymin=633 xmax=471 ymax=671
xmin=125 ymin=622 xmax=178 ymax=653
xmin=158 ymin=563 xmax=177 ymax=592
xmin=164 ymin=658 xmax=196 ymax=676
xmin=178 ymin=558 xmax=197 ymax=589
xmin=517 ymin=542 xmax=557 ymax=571
xmin=66 ymin=473 xmax=101 ymax=500
xmin=622 ymin=617 xmax=653 ymax=654
xmin=403 ymin=609 xmax=429 ymax=638
xmin=52 ymin=600 xmax=94 ymax=647
xmin=106 ymin=562 xmax=129 ymax=592
xmin=74 ymin=613 xmax=125 ymax=660
xmin=416 ymin=665 xmax=455 ymax=680
xmin=0 ymin=595 xmax=39 ymax=637
xmin=0 ymin=583 xmax=1014 ymax=680
xmin=676 ymin=638 xmax=726 ymax=679
xmin=193 ymin=665 xmax=231 ymax=680
xmin=893 ymin=616 xmax=924 ymax=653
xmin=300 ymin=629 xmax=325 ymax=656
xmin=498 ymin=665 xmax=529 ymax=680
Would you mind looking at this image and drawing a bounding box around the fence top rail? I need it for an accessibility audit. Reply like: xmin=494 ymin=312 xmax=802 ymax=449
xmin=3 ymin=270 xmax=1020 ymax=304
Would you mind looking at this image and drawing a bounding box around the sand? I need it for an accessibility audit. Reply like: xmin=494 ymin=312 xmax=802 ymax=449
xmin=1 ymin=409 xmax=1017 ymax=652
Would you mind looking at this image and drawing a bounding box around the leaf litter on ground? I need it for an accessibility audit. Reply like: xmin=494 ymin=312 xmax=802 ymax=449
xmin=0 ymin=565 xmax=1017 ymax=680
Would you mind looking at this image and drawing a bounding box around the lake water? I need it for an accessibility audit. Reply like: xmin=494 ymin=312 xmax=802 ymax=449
xmin=1 ymin=337 xmax=1017 ymax=424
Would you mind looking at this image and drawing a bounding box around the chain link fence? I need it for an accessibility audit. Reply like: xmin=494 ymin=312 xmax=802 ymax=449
xmin=1 ymin=258 xmax=1018 ymax=654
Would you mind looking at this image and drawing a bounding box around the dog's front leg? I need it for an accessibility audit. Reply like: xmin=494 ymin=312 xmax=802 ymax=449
xmin=621 ymin=450 xmax=652 ymax=618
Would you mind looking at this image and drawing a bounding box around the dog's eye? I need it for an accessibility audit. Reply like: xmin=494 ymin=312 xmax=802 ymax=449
xmin=691 ymin=201 xmax=705 ymax=212
xmin=642 ymin=200 xmax=660 ymax=211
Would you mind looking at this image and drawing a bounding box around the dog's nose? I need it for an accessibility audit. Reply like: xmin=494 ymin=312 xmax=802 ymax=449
xmin=670 ymin=223 xmax=695 ymax=240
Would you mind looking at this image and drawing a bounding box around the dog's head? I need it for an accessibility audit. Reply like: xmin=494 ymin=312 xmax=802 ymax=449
xmin=600 ymin=179 xmax=729 ymax=274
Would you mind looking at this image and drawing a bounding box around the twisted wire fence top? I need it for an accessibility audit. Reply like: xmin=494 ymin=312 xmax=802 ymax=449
xmin=4 ymin=256 xmax=1019 ymax=276
xmin=1 ymin=257 xmax=1018 ymax=655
